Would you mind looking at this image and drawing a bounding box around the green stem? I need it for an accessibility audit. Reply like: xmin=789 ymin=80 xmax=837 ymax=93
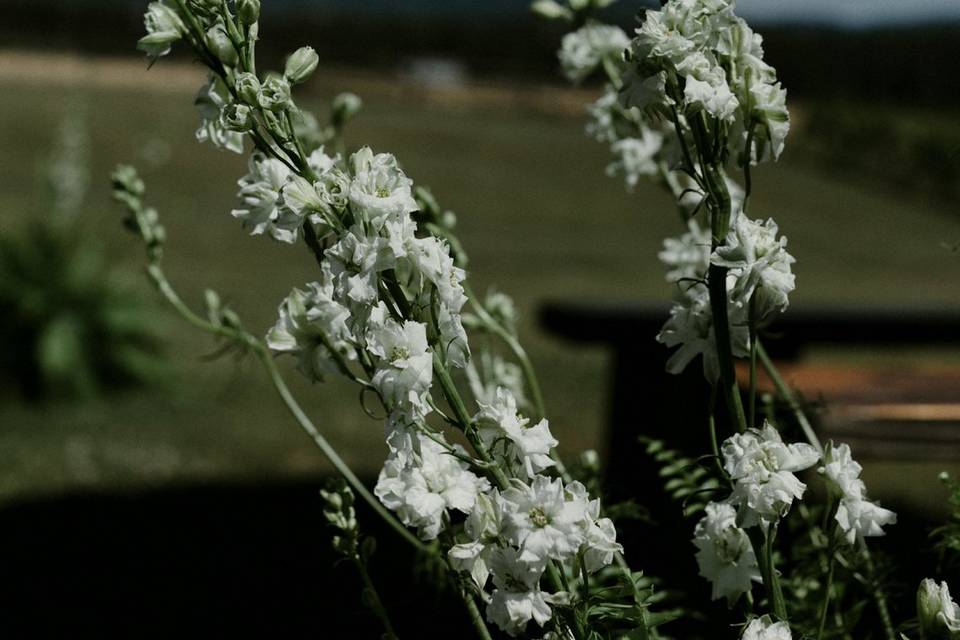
xmin=816 ymin=508 xmax=840 ymax=640
xmin=460 ymin=589 xmax=494 ymax=640
xmin=756 ymin=341 xmax=823 ymax=453
xmin=144 ymin=261 xmax=427 ymax=554
xmin=256 ymin=348 xmax=426 ymax=553
xmin=764 ymin=524 xmax=788 ymax=622
xmin=352 ymin=555 xmax=399 ymax=639
xmin=863 ymin=549 xmax=897 ymax=640
xmin=748 ymin=294 xmax=758 ymax=430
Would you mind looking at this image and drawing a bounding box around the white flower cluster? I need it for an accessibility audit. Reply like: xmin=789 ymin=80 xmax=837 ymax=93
xmin=656 ymin=209 xmax=795 ymax=381
xmin=722 ymin=423 xmax=819 ymax=528
xmin=712 ymin=214 xmax=796 ymax=319
xmin=819 ymin=442 xmax=897 ymax=545
xmin=626 ymin=0 xmax=790 ymax=162
xmin=254 ymin=143 xmax=619 ymax=634
xmin=449 ymin=473 xmax=622 ymax=636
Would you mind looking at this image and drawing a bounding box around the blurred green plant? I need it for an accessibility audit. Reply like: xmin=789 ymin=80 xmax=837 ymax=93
xmin=0 ymin=113 xmax=163 ymax=401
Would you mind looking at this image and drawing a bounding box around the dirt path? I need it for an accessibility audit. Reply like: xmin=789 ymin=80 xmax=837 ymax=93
xmin=0 ymin=48 xmax=600 ymax=117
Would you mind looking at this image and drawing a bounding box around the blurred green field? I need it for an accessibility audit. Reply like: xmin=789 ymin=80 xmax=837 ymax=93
xmin=1 ymin=60 xmax=959 ymax=510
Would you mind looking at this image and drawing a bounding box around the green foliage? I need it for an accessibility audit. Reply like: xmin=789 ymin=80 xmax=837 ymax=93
xmin=0 ymin=117 xmax=163 ymax=401
xmin=930 ymin=472 xmax=960 ymax=573
xmin=639 ymin=437 xmax=724 ymax=520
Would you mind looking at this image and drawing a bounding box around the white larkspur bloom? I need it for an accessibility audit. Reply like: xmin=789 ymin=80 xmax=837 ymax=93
xmin=607 ymin=128 xmax=664 ymax=190
xmin=194 ymin=76 xmax=244 ymax=154
xmin=659 ymin=218 xmax=711 ymax=286
xmin=366 ymin=304 xmax=433 ymax=420
xmin=375 ymin=434 xmax=490 ymax=541
xmin=499 ymin=476 xmax=589 ymax=566
xmin=683 ymin=68 xmax=739 ymax=122
xmin=918 ymin=579 xmax=960 ymax=635
xmin=558 ymin=22 xmax=630 ymax=84
xmin=486 ymin=546 xmax=553 ymax=637
xmin=266 ymin=270 xmax=355 ymax=381
xmin=566 ymin=481 xmax=623 ymax=573
xmin=232 ymin=152 xmax=304 ymax=242
xmin=474 ymin=387 xmax=557 ymax=480
xmin=819 ymin=442 xmax=896 ymax=545
xmin=325 ymin=226 xmax=395 ymax=305
xmin=137 ymin=1 xmax=185 ymax=60
xmin=657 ymin=289 xmax=750 ymax=383
xmin=408 ymin=235 xmax=468 ymax=313
xmin=693 ymin=501 xmax=760 ymax=604
xmin=466 ymin=351 xmax=528 ymax=411
xmin=746 ymin=82 xmax=790 ymax=163
xmin=722 ymin=422 xmax=820 ymax=527
xmin=448 ymin=491 xmax=504 ymax=589
xmin=586 ymin=87 xmax=620 ymax=144
xmin=437 ymin=305 xmax=470 ymax=369
xmin=712 ymin=214 xmax=796 ymax=318
xmin=348 ymin=147 xmax=419 ymax=228
xmin=280 ymin=147 xmax=348 ymax=227
xmin=741 ymin=615 xmax=792 ymax=640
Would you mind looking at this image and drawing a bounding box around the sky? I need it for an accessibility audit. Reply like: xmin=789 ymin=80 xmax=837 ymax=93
xmin=733 ymin=0 xmax=960 ymax=28
xmin=285 ymin=0 xmax=960 ymax=28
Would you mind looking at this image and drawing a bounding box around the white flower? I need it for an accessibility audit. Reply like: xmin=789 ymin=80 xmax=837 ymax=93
xmin=375 ymin=434 xmax=489 ymax=540
xmin=348 ymin=147 xmax=419 ymax=228
xmin=558 ymin=22 xmax=630 ymax=84
xmin=449 ymin=492 xmax=503 ymax=589
xmin=486 ymin=546 xmax=553 ymax=637
xmin=657 ymin=289 xmax=750 ymax=383
xmin=280 ymin=147 xmax=348 ymax=227
xmin=586 ymin=87 xmax=620 ymax=143
xmin=747 ymin=82 xmax=790 ymax=162
xmin=266 ymin=271 xmax=355 ymax=381
xmin=408 ymin=235 xmax=468 ymax=313
xmin=474 ymin=388 xmax=557 ymax=480
xmin=582 ymin=515 xmax=622 ymax=573
xmin=918 ymin=579 xmax=960 ymax=635
xmin=137 ymin=1 xmax=185 ymax=60
xmin=607 ymin=128 xmax=664 ymax=190
xmin=741 ymin=614 xmax=792 ymax=640
xmin=466 ymin=351 xmax=528 ymax=411
xmin=325 ymin=226 xmax=395 ymax=304
xmin=693 ymin=502 xmax=760 ymax=604
xmin=437 ymin=305 xmax=470 ymax=369
xmin=819 ymin=442 xmax=896 ymax=545
xmin=195 ymin=76 xmax=244 ymax=154
xmin=722 ymin=423 xmax=820 ymax=527
xmin=499 ymin=476 xmax=589 ymax=566
xmin=232 ymin=152 xmax=304 ymax=242
xmin=659 ymin=218 xmax=711 ymax=286
xmin=712 ymin=214 xmax=796 ymax=317
xmin=683 ymin=68 xmax=739 ymax=122
xmin=366 ymin=304 xmax=433 ymax=420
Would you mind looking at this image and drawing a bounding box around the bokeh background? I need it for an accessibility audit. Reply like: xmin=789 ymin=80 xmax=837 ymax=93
xmin=1 ymin=0 xmax=959 ymax=635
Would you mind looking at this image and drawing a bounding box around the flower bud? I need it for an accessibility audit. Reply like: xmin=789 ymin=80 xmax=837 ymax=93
xmin=331 ymin=92 xmax=362 ymax=129
xmin=206 ymin=26 xmax=238 ymax=66
xmin=237 ymin=0 xmax=260 ymax=25
xmin=257 ymin=75 xmax=292 ymax=112
xmin=918 ymin=579 xmax=960 ymax=639
xmin=530 ymin=0 xmax=573 ymax=21
xmin=220 ymin=103 xmax=253 ymax=132
xmin=234 ymin=72 xmax=260 ymax=105
xmin=284 ymin=46 xmax=319 ymax=85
